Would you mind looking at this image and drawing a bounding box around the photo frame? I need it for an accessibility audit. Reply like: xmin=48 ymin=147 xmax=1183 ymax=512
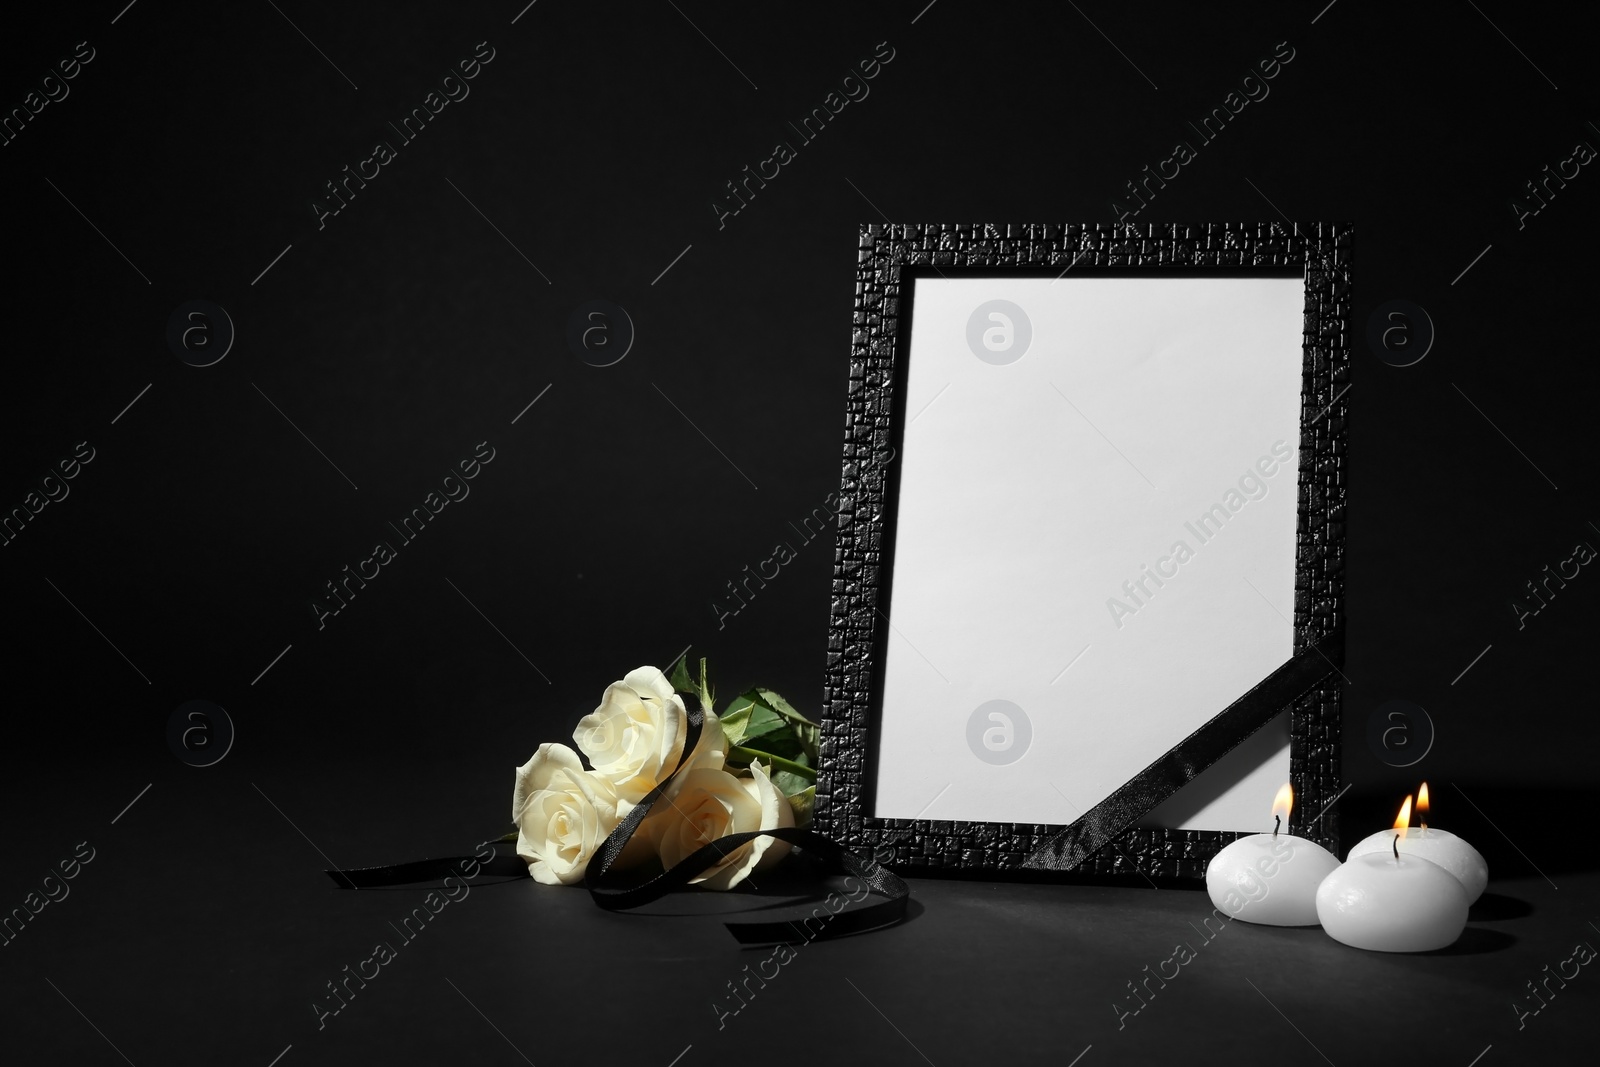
xmin=813 ymin=222 xmax=1350 ymax=882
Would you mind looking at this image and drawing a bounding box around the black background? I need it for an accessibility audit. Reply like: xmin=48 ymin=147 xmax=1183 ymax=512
xmin=3 ymin=2 xmax=1597 ymax=1064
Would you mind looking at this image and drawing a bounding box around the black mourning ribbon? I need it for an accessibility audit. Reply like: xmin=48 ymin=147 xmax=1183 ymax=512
xmin=326 ymin=696 xmax=909 ymax=944
xmin=1021 ymin=626 xmax=1344 ymax=871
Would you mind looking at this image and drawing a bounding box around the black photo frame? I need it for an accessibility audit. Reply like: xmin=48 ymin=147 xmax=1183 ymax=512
xmin=813 ymin=222 xmax=1350 ymax=882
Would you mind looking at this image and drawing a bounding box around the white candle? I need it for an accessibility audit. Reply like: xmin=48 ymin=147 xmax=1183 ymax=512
xmin=1205 ymin=784 xmax=1340 ymax=926
xmin=1345 ymin=784 xmax=1487 ymax=903
xmin=1316 ymin=794 xmax=1470 ymax=952
xmin=1346 ymin=828 xmax=1486 ymax=903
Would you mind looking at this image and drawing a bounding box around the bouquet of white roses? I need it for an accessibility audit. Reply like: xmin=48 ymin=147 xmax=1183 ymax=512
xmin=511 ymin=657 xmax=820 ymax=890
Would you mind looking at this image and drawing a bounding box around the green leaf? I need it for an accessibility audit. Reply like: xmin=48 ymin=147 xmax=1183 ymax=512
xmin=720 ymin=687 xmax=820 ymax=772
xmin=795 ymin=721 xmax=820 ymax=762
xmin=748 ymin=720 xmax=805 ymax=760
xmin=695 ymin=656 xmax=715 ymax=715
xmin=786 ymin=785 xmax=815 ymax=828
xmin=771 ymin=769 xmax=812 ymax=798
xmin=669 ymin=654 xmax=718 ymax=716
xmin=719 ymin=698 xmax=752 ymax=747
xmin=754 ymin=687 xmax=820 ymax=762
xmin=731 ymin=692 xmax=783 ymax=738
xmin=755 ymin=687 xmax=819 ymax=728
xmin=668 ymin=652 xmax=694 ymax=696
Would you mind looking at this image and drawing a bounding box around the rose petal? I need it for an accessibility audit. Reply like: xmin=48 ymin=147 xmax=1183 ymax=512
xmin=514 ymin=750 xmax=623 ymax=886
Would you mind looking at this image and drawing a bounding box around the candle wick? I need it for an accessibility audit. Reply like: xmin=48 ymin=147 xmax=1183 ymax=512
xmin=1273 ymin=814 xmax=1280 ymax=839
xmin=1392 ymin=833 xmax=1399 ymax=860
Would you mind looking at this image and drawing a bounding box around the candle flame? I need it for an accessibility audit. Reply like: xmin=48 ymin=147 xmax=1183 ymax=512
xmin=1271 ymin=783 xmax=1293 ymax=826
xmin=1394 ymin=794 xmax=1413 ymax=832
xmin=1417 ymin=782 xmax=1429 ymax=829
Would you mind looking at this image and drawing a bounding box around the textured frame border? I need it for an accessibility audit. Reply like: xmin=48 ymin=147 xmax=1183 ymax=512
xmin=813 ymin=221 xmax=1350 ymax=882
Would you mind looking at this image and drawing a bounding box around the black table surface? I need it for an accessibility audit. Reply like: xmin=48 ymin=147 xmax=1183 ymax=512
xmin=4 ymin=756 xmax=1594 ymax=1067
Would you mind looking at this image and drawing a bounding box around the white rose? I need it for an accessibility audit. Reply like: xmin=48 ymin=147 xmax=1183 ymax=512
xmin=512 ymin=743 xmax=626 ymax=886
xmin=654 ymin=762 xmax=796 ymax=890
xmin=574 ymin=666 xmax=693 ymax=802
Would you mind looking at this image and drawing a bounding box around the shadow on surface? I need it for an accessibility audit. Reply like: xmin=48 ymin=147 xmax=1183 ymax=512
xmin=1470 ymin=892 xmax=1534 ymax=922
xmin=1423 ymin=926 xmax=1518 ymax=955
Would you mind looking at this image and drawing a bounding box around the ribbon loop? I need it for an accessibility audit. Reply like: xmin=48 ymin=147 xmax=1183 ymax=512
xmin=328 ymin=694 xmax=911 ymax=943
xmin=583 ymin=695 xmax=910 ymax=943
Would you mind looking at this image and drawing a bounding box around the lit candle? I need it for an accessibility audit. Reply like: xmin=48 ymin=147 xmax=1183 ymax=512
xmin=1205 ymin=784 xmax=1340 ymax=926
xmin=1316 ymin=794 xmax=1469 ymax=952
xmin=1344 ymin=783 xmax=1487 ymax=903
